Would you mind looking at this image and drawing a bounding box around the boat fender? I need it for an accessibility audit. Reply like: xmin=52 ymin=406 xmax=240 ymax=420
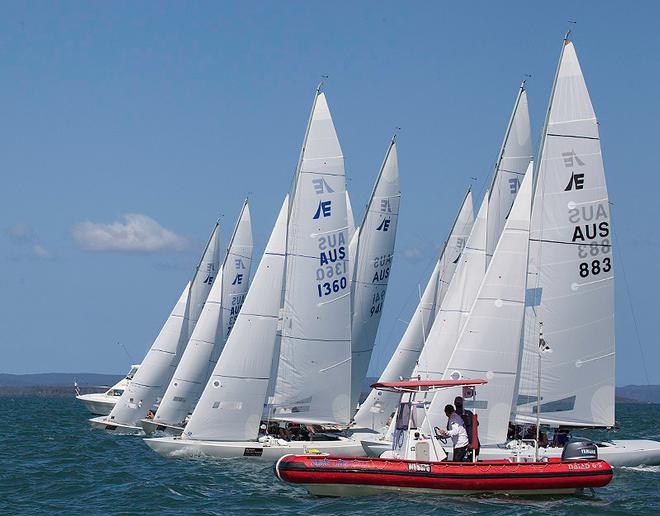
xmin=561 ymin=440 xmax=598 ymax=461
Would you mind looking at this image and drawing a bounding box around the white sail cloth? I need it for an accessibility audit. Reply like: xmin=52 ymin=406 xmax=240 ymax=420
xmin=350 ymin=139 xmax=401 ymax=410
xmin=486 ymin=85 xmax=532 ymax=264
xmin=425 ymin=163 xmax=533 ymax=445
xmin=152 ymin=202 xmax=253 ymax=426
xmin=271 ymin=91 xmax=353 ymax=425
xmin=514 ymin=40 xmax=615 ymax=428
xmin=352 ymin=190 xmax=474 ymax=431
xmin=183 ymin=197 xmax=288 ymax=441
xmin=414 ymin=194 xmax=489 ymax=380
xmin=105 ymin=223 xmax=221 ymax=427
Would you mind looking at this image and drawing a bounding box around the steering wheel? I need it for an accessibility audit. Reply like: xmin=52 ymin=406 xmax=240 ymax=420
xmin=433 ymin=426 xmax=448 ymax=444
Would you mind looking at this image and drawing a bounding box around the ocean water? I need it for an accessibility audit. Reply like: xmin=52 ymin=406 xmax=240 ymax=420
xmin=1 ymin=397 xmax=658 ymax=515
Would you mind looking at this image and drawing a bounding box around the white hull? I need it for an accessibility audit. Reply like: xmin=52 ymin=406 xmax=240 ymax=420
xmin=76 ymin=394 xmax=117 ymax=416
xmin=88 ymin=416 xmax=144 ymax=435
xmin=144 ymin=435 xmax=366 ymax=461
xmin=477 ymin=440 xmax=660 ymax=467
xmin=360 ymin=437 xmax=660 ymax=466
xmin=140 ymin=419 xmax=184 ymax=436
xmin=304 ymin=483 xmax=577 ymax=497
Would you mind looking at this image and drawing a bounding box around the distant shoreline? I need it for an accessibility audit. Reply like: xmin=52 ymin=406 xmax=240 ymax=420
xmin=1 ymin=374 xmax=659 ymax=404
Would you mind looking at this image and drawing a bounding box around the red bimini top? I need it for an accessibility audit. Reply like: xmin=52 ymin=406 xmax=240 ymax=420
xmin=370 ymin=379 xmax=487 ymax=393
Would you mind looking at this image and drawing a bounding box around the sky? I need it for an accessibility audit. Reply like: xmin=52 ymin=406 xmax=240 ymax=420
xmin=2 ymin=2 xmax=659 ymax=386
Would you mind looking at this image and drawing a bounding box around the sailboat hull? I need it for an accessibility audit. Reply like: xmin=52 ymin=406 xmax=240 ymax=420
xmin=361 ymin=437 xmax=660 ymax=466
xmin=140 ymin=419 xmax=184 ymax=436
xmin=144 ymin=435 xmax=366 ymax=461
xmin=477 ymin=440 xmax=660 ymax=467
xmin=88 ymin=416 xmax=144 ymax=435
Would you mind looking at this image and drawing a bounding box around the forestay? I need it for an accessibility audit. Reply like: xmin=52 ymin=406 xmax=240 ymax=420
xmin=350 ymin=139 xmax=401 ymax=410
xmin=514 ymin=39 xmax=615 ymax=428
xmin=352 ymin=190 xmax=474 ymax=432
xmin=182 ymin=197 xmax=288 ymax=441
xmin=426 ymin=164 xmax=533 ymax=445
xmin=105 ymin=223 xmax=221 ymax=427
xmin=486 ymin=83 xmax=533 ymax=265
xmin=271 ymin=90 xmax=353 ymax=426
xmin=152 ymin=201 xmax=253 ymax=426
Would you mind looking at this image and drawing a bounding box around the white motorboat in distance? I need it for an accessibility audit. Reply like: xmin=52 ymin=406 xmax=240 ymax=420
xmin=76 ymin=364 xmax=140 ymax=416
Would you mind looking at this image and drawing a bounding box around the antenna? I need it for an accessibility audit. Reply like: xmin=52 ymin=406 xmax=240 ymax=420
xmin=318 ymin=75 xmax=329 ymax=92
xmin=118 ymin=341 xmax=135 ymax=364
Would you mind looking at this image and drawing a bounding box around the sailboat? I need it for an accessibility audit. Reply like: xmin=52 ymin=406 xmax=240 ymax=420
xmin=357 ymin=81 xmax=531 ymax=454
xmin=89 ymin=222 xmax=221 ymax=434
xmin=352 ymin=190 xmax=474 ymax=445
xmin=471 ymin=36 xmax=660 ymax=467
xmin=349 ymin=137 xmax=401 ymax=411
xmin=144 ymin=88 xmax=365 ymax=459
xmin=141 ymin=201 xmax=253 ymax=435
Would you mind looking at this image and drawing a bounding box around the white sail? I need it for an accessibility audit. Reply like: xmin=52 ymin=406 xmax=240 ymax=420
xmin=152 ymin=201 xmax=253 ymax=426
xmin=105 ymin=223 xmax=221 ymax=427
xmin=486 ymin=83 xmax=533 ymax=264
xmin=414 ymin=193 xmax=488 ymax=380
xmin=353 ymin=190 xmax=474 ymax=431
xmin=350 ymin=139 xmax=401 ymax=410
xmin=514 ymin=39 xmax=615 ymax=428
xmin=346 ymin=191 xmax=356 ymax=244
xmin=426 ymin=164 xmax=533 ymax=445
xmin=182 ymin=197 xmax=288 ymax=441
xmin=270 ymin=90 xmax=353 ymax=425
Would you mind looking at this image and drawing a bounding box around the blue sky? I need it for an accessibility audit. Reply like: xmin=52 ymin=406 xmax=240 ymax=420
xmin=2 ymin=2 xmax=658 ymax=386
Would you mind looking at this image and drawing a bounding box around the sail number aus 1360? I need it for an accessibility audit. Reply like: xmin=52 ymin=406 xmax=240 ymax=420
xmin=317 ymin=277 xmax=348 ymax=297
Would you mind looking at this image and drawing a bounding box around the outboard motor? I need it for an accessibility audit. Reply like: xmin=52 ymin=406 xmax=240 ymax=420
xmin=561 ymin=440 xmax=598 ymax=461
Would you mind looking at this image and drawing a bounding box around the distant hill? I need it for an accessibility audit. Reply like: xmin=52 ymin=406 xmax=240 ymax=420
xmin=0 ymin=373 xmax=122 ymax=388
xmin=616 ymin=385 xmax=660 ymax=404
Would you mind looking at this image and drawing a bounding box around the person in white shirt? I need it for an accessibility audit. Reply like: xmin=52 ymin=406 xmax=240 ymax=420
xmin=434 ymin=404 xmax=469 ymax=462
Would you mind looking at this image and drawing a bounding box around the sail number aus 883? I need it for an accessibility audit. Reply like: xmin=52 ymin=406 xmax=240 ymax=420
xmin=579 ymin=258 xmax=611 ymax=278
xmin=317 ymin=277 xmax=348 ymax=297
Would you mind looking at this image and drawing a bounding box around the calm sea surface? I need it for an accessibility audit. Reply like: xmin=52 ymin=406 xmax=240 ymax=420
xmin=1 ymin=397 xmax=658 ymax=515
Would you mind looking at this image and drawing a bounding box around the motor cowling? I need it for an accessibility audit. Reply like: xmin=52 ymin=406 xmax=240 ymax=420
xmin=561 ymin=440 xmax=598 ymax=461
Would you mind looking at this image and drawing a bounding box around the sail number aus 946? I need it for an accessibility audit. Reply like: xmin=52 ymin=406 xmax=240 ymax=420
xmin=579 ymin=258 xmax=611 ymax=278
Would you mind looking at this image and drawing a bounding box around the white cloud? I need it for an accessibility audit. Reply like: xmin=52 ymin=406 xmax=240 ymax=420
xmin=32 ymin=244 xmax=51 ymax=258
xmin=71 ymin=213 xmax=189 ymax=253
xmin=5 ymin=224 xmax=52 ymax=259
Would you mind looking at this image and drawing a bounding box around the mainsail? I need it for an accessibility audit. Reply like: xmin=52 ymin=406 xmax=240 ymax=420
xmin=514 ymin=39 xmax=615 ymax=428
xmin=182 ymin=197 xmax=288 ymax=441
xmin=486 ymin=82 xmax=533 ymax=265
xmin=270 ymin=89 xmax=353 ymax=425
xmin=414 ymin=194 xmax=488 ymax=380
xmin=426 ymin=164 xmax=533 ymax=445
xmin=105 ymin=223 xmax=221 ymax=427
xmin=350 ymin=138 xmax=401 ymax=410
xmin=152 ymin=201 xmax=253 ymax=426
xmin=352 ymin=190 xmax=474 ymax=431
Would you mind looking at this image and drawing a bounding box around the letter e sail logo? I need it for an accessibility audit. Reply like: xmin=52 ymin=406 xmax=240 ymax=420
xmin=313 ymin=200 xmax=332 ymax=219
xmin=376 ymin=218 xmax=391 ymax=232
xmin=564 ymin=172 xmax=585 ymax=191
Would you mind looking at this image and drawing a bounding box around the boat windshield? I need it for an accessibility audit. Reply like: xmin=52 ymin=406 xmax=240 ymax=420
xmin=395 ymin=402 xmax=417 ymax=431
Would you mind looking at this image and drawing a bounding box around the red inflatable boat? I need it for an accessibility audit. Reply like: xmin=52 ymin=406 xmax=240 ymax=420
xmin=275 ymin=455 xmax=613 ymax=496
